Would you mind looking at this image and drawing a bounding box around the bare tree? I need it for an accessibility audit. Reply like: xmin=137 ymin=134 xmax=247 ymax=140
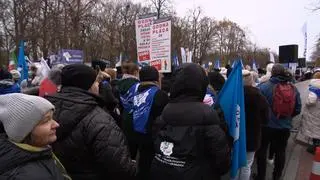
xmin=149 ymin=0 xmax=171 ymax=19
xmin=0 ymin=0 xmax=270 ymax=68
xmin=213 ymin=19 xmax=248 ymax=63
xmin=198 ymin=17 xmax=216 ymax=64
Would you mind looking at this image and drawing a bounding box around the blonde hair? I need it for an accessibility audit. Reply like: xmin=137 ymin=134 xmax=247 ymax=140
xmin=242 ymin=70 xmax=254 ymax=86
xmin=96 ymin=71 xmax=110 ymax=83
xmin=313 ymin=72 xmax=320 ymax=79
xmin=105 ymin=68 xmax=117 ymax=80
xmin=122 ymin=62 xmax=139 ymax=75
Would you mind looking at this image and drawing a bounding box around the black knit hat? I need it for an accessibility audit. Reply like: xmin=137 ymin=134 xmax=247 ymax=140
xmin=208 ymin=72 xmax=225 ymax=92
xmin=139 ymin=66 xmax=159 ymax=82
xmin=61 ymin=64 xmax=97 ymax=90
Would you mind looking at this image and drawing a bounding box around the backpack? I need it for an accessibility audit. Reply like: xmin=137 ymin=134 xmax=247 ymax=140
xmin=272 ymin=82 xmax=296 ymax=119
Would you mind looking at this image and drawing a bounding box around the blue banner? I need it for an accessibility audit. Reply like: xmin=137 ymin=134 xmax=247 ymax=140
xmin=52 ymin=49 xmax=84 ymax=65
xmin=217 ymin=60 xmax=247 ymax=178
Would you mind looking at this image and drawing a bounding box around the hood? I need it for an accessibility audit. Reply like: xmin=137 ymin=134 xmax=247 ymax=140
xmin=310 ymin=79 xmax=320 ymax=89
xmin=46 ymin=87 xmax=101 ymax=140
xmin=170 ymin=63 xmax=208 ymax=102
xmin=0 ymin=79 xmax=14 ymax=89
xmin=270 ymin=75 xmax=291 ymax=83
xmin=118 ymin=77 xmax=139 ymax=95
xmin=0 ymin=135 xmax=52 ymax=174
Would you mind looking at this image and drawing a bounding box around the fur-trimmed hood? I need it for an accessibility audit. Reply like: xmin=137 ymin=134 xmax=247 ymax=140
xmin=310 ymin=79 xmax=320 ymax=89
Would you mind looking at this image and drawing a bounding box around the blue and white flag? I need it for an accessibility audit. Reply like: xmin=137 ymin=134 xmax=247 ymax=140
xmin=252 ymin=60 xmax=258 ymax=72
xmin=214 ymin=59 xmax=220 ymax=69
xmin=217 ymin=60 xmax=247 ymax=178
xmin=173 ymin=53 xmax=179 ymax=67
xmin=40 ymin=57 xmax=51 ymax=78
xmin=115 ymin=52 xmax=122 ymax=67
xmin=17 ymin=40 xmax=28 ymax=81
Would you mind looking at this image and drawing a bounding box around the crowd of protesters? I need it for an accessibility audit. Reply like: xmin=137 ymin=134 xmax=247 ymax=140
xmin=0 ymin=60 xmax=319 ymax=180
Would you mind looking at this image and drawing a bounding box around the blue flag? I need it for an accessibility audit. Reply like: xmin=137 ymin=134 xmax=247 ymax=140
xmin=214 ymin=59 xmax=220 ymax=69
xmin=17 ymin=40 xmax=28 ymax=81
xmin=173 ymin=52 xmax=179 ymax=67
xmin=204 ymin=61 xmax=209 ymax=69
xmin=217 ymin=60 xmax=247 ymax=178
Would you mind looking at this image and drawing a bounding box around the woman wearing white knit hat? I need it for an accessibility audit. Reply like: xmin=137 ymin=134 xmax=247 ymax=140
xmin=0 ymin=93 xmax=71 ymax=179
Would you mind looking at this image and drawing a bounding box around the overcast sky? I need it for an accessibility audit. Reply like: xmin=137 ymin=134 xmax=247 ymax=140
xmin=135 ymin=0 xmax=320 ymax=61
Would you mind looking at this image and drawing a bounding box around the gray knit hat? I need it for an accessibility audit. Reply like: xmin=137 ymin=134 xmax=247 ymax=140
xmin=0 ymin=93 xmax=55 ymax=142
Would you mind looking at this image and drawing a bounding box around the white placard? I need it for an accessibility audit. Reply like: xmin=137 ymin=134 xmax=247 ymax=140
xmin=135 ymin=15 xmax=157 ymax=63
xmin=150 ymin=19 xmax=172 ymax=73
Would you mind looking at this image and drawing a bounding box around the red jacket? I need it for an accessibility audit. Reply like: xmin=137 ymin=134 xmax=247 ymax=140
xmin=39 ymin=78 xmax=57 ymax=97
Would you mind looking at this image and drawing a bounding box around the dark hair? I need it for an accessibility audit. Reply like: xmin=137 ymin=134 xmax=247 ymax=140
xmin=208 ymin=72 xmax=225 ymax=92
xmin=48 ymin=69 xmax=62 ymax=85
xmin=1 ymin=70 xmax=12 ymax=80
xmin=271 ymin=64 xmax=286 ymax=77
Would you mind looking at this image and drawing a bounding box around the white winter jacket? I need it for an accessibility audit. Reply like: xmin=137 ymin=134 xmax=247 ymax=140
xmin=301 ymin=79 xmax=320 ymax=139
xmin=259 ymin=63 xmax=274 ymax=84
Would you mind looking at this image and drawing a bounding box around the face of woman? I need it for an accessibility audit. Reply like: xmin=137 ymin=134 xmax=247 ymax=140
xmin=30 ymin=111 xmax=59 ymax=147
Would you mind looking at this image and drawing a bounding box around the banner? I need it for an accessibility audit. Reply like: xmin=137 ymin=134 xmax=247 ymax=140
xmin=54 ymin=49 xmax=84 ymax=65
xmin=150 ymin=18 xmax=172 ymax=73
xmin=302 ymin=22 xmax=307 ymax=58
xmin=188 ymin=50 xmax=193 ymax=63
xmin=135 ymin=14 xmax=157 ymax=63
xmin=269 ymin=52 xmax=275 ymax=63
xmin=180 ymin=47 xmax=187 ymax=64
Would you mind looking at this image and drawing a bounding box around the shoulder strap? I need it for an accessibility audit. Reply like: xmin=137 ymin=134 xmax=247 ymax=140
xmin=52 ymin=153 xmax=72 ymax=180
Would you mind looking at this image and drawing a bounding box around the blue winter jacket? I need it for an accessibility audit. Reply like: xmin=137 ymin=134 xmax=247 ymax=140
xmin=258 ymin=77 xmax=302 ymax=129
xmin=0 ymin=79 xmax=21 ymax=95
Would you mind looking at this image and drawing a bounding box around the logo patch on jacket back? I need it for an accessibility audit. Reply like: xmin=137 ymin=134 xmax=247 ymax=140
xmin=160 ymin=141 xmax=174 ymax=156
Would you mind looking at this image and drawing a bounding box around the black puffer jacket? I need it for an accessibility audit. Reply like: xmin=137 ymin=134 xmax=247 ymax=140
xmin=0 ymin=135 xmax=69 ymax=180
xmin=151 ymin=63 xmax=231 ymax=180
xmin=46 ymin=87 xmax=136 ymax=180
